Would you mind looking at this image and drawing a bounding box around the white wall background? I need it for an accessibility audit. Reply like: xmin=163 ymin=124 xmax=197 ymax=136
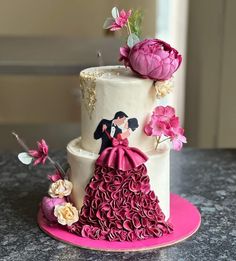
xmin=185 ymin=0 xmax=236 ymax=148
xmin=157 ymin=0 xmax=189 ymax=125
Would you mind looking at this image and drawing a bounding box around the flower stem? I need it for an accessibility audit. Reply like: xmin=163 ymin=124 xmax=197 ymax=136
xmin=155 ymin=136 xmax=161 ymax=150
xmin=47 ymin=156 xmax=66 ymax=177
xmin=12 ymin=132 xmax=30 ymax=152
xmin=125 ymin=25 xmax=129 ymax=35
xmin=159 ymin=137 xmax=171 ymax=144
xmin=96 ymin=50 xmax=103 ymax=66
xmin=127 ymin=20 xmax=132 ymax=35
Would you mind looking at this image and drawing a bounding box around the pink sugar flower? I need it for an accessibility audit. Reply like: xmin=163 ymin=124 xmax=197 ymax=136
xmin=145 ymin=106 xmax=178 ymax=137
xmin=169 ymin=127 xmax=187 ymax=151
xmin=48 ymin=170 xmax=62 ymax=182
xmin=29 ymin=139 xmax=48 ymax=166
xmin=110 ymin=9 xmax=132 ymax=31
xmin=153 ymin=106 xmax=175 ymax=121
xmin=149 ymin=117 xmax=167 ymax=136
xmin=144 ymin=123 xmax=153 ymax=136
xmin=120 ymin=39 xmax=182 ymax=80
xmin=13 ymin=132 xmax=66 ymax=177
xmin=144 ymin=105 xmax=187 ymax=151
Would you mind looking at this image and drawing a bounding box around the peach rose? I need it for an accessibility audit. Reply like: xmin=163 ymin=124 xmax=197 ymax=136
xmin=48 ymin=179 xmax=73 ymax=198
xmin=54 ymin=203 xmax=79 ymax=226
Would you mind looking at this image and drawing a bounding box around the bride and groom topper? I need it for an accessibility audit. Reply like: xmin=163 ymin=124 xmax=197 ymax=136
xmin=94 ymin=111 xmax=139 ymax=154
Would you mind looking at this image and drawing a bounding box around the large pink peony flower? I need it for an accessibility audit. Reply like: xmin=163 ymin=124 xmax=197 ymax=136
xmin=120 ymin=39 xmax=182 ymax=80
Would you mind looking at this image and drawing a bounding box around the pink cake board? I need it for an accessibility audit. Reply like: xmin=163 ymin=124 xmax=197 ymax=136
xmin=37 ymin=193 xmax=201 ymax=252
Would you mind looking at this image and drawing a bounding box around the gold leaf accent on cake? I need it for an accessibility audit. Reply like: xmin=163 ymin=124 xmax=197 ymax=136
xmin=79 ymin=71 xmax=104 ymax=118
xmin=79 ymin=68 xmax=124 ymax=118
xmin=154 ymin=79 xmax=173 ymax=99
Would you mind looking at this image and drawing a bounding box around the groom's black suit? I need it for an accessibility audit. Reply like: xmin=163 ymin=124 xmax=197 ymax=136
xmin=94 ymin=119 xmax=122 ymax=154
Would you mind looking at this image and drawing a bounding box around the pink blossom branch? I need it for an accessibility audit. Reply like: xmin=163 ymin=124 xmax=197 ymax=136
xmin=12 ymin=132 xmax=30 ymax=152
xmin=12 ymin=132 xmax=65 ymax=177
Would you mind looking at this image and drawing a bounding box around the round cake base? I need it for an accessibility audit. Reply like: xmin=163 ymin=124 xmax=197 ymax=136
xmin=37 ymin=194 xmax=201 ymax=252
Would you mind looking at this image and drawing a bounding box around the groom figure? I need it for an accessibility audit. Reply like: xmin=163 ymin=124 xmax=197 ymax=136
xmin=94 ymin=111 xmax=128 ymax=154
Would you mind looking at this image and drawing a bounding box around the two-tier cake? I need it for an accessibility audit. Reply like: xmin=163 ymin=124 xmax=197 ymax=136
xmin=14 ymin=7 xmax=201 ymax=250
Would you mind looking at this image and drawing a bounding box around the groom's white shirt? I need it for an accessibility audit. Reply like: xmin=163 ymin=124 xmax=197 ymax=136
xmin=110 ymin=120 xmax=126 ymax=137
xmin=110 ymin=122 xmax=116 ymax=138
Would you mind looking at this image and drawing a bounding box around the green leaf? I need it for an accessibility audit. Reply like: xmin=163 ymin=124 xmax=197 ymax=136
xmin=111 ymin=7 xmax=119 ymax=19
xmin=103 ymin=17 xmax=114 ymax=29
xmin=129 ymin=9 xmax=144 ymax=38
xmin=127 ymin=33 xmax=140 ymax=48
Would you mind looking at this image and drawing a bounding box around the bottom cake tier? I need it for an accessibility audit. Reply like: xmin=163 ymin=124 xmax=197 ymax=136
xmin=67 ymin=137 xmax=170 ymax=220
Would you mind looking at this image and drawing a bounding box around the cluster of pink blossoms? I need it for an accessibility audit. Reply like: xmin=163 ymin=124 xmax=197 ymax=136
xmin=144 ymin=106 xmax=187 ymax=151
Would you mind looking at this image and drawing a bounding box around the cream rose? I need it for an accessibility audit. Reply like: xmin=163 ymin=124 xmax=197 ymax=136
xmin=48 ymin=179 xmax=73 ymax=198
xmin=54 ymin=203 xmax=79 ymax=226
xmin=154 ymin=80 xmax=173 ymax=99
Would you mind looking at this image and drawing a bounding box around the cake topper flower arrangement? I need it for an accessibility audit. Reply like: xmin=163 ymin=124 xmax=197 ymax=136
xmin=103 ymin=7 xmax=182 ymax=83
xmin=12 ymin=132 xmax=79 ymax=226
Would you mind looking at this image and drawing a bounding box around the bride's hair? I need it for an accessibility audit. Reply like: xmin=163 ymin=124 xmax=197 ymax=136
xmin=128 ymin=118 xmax=139 ymax=131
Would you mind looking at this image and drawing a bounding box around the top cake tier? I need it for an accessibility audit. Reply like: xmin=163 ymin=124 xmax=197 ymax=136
xmin=80 ymin=65 xmax=158 ymax=154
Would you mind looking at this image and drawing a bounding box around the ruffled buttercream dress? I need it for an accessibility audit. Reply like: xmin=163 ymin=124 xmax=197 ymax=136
xmin=70 ymin=134 xmax=173 ymax=241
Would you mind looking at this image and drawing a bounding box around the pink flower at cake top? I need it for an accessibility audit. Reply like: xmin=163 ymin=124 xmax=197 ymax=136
xmin=103 ymin=7 xmax=182 ymax=81
xmin=120 ymin=40 xmax=182 ymax=81
xmin=109 ymin=9 xmax=132 ymax=31
xmin=103 ymin=7 xmax=132 ymax=32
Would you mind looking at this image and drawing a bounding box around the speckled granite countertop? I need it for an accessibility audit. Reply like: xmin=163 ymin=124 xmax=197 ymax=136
xmin=0 ymin=149 xmax=235 ymax=261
